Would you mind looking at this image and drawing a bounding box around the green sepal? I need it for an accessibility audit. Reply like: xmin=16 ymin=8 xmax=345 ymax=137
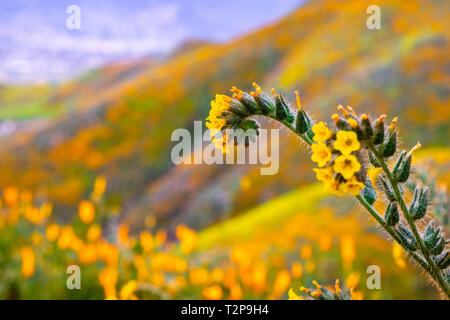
xmin=382 ymin=131 xmax=397 ymax=158
xmin=385 ymin=202 xmax=399 ymax=226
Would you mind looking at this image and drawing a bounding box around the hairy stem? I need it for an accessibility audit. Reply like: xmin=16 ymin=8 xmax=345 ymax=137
xmin=356 ymin=195 xmax=431 ymax=273
xmin=369 ymin=144 xmax=450 ymax=298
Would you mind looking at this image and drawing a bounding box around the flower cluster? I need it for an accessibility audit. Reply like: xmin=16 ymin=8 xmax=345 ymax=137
xmin=311 ymin=117 xmax=364 ymax=196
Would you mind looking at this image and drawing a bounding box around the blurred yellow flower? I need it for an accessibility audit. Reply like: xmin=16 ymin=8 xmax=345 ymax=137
xmin=20 ymin=246 xmax=35 ymax=278
xmin=78 ymin=200 xmax=95 ymax=224
xmin=311 ymin=142 xmax=332 ymax=167
xmin=46 ymin=224 xmax=60 ymax=242
xmin=118 ymin=224 xmax=131 ymax=246
xmin=319 ymin=234 xmax=332 ymax=252
xmin=91 ymin=176 xmax=107 ymax=201
xmin=140 ymin=231 xmax=153 ymax=252
xmin=155 ymin=229 xmax=167 ymax=247
xmin=30 ymin=232 xmax=43 ymax=246
xmin=176 ymin=225 xmax=197 ymax=254
xmin=119 ymin=280 xmax=138 ymax=300
xmin=78 ymin=243 xmax=97 ymax=264
xmin=273 ymin=270 xmax=291 ymax=296
xmin=202 ymin=285 xmax=223 ymax=300
xmin=229 ymin=284 xmax=242 ymax=300
xmin=300 ymin=244 xmax=313 ymax=260
xmin=58 ymin=226 xmax=76 ymax=250
xmin=99 ymin=266 xmax=118 ymax=298
xmin=345 ymin=272 xmax=360 ymax=289
xmin=189 ymin=267 xmax=209 ymax=286
xmin=333 ymin=155 xmax=361 ymax=180
xmin=291 ymin=262 xmax=303 ymax=279
xmin=334 ymin=131 xmax=360 ymax=155
xmin=87 ymin=224 xmax=102 ymax=242
xmin=312 ymin=121 xmax=333 ymax=142
xmin=3 ymin=187 xmax=19 ymax=206
xmin=340 ymin=234 xmax=356 ymax=269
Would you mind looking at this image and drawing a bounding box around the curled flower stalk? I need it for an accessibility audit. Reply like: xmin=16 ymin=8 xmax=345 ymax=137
xmin=206 ymin=83 xmax=450 ymax=298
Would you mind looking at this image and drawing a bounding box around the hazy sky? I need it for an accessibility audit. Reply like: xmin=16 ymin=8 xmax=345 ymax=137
xmin=0 ymin=0 xmax=304 ymax=84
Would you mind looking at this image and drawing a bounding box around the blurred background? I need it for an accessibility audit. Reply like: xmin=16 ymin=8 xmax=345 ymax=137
xmin=0 ymin=0 xmax=448 ymax=299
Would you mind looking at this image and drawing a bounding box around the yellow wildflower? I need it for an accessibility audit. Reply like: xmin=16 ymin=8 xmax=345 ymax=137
xmin=300 ymin=244 xmax=313 ymax=260
xmin=340 ymin=234 xmax=356 ymax=268
xmin=341 ymin=176 xmax=365 ymax=196
xmin=46 ymin=224 xmax=62 ymax=242
xmin=58 ymin=226 xmax=76 ymax=249
xmin=312 ymin=121 xmax=333 ymax=142
xmin=92 ymin=176 xmax=107 ymax=200
xmin=345 ymin=272 xmax=360 ymax=289
xmin=334 ymin=131 xmax=360 ymax=155
xmin=202 ymin=285 xmax=223 ymax=300
xmin=327 ymin=179 xmax=343 ymax=196
xmin=313 ymin=166 xmax=335 ymax=186
xmin=3 ymin=186 xmax=19 ymax=206
xmin=99 ymin=266 xmax=118 ymax=298
xmin=311 ymin=142 xmax=332 ymax=167
xmin=78 ymin=200 xmax=95 ymax=224
xmin=273 ymin=270 xmax=291 ymax=296
xmin=140 ymin=231 xmax=154 ymax=252
xmin=333 ymin=155 xmax=361 ymax=179
xmin=291 ymin=262 xmax=303 ymax=279
xmin=20 ymin=246 xmax=35 ymax=278
xmin=30 ymin=232 xmax=43 ymax=246
xmin=87 ymin=224 xmax=102 ymax=242
xmin=176 ymin=225 xmax=197 ymax=254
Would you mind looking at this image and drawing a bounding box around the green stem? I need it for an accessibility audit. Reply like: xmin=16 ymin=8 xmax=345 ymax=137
xmin=369 ymin=144 xmax=450 ymax=298
xmin=356 ymin=195 xmax=431 ymax=273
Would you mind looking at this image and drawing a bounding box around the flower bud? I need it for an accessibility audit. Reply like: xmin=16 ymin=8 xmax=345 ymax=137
xmin=429 ymin=236 xmax=445 ymax=256
xmin=361 ymin=114 xmax=373 ymax=140
xmin=228 ymin=98 xmax=250 ymax=118
xmin=373 ymin=115 xmax=386 ymax=145
xmin=271 ymin=89 xmax=294 ymax=123
xmin=348 ymin=118 xmax=365 ymax=141
xmin=231 ymin=88 xmax=258 ymax=114
xmin=368 ymin=151 xmax=381 ymax=167
xmin=396 ymin=224 xmax=417 ymax=251
xmin=411 ymin=187 xmax=429 ymax=220
xmin=250 ymin=91 xmax=274 ymax=115
xmin=382 ymin=131 xmax=397 ymax=158
xmin=385 ymin=202 xmax=399 ymax=226
xmin=397 ymin=154 xmax=411 ymax=183
xmin=379 ymin=176 xmax=396 ymax=202
xmin=362 ymin=178 xmax=377 ymax=205
xmin=331 ymin=114 xmax=351 ymax=131
xmin=436 ymin=251 xmax=449 ymax=269
xmin=423 ymin=220 xmax=444 ymax=255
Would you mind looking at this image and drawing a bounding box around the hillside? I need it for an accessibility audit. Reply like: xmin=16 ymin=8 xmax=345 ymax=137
xmin=0 ymin=0 xmax=448 ymax=231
